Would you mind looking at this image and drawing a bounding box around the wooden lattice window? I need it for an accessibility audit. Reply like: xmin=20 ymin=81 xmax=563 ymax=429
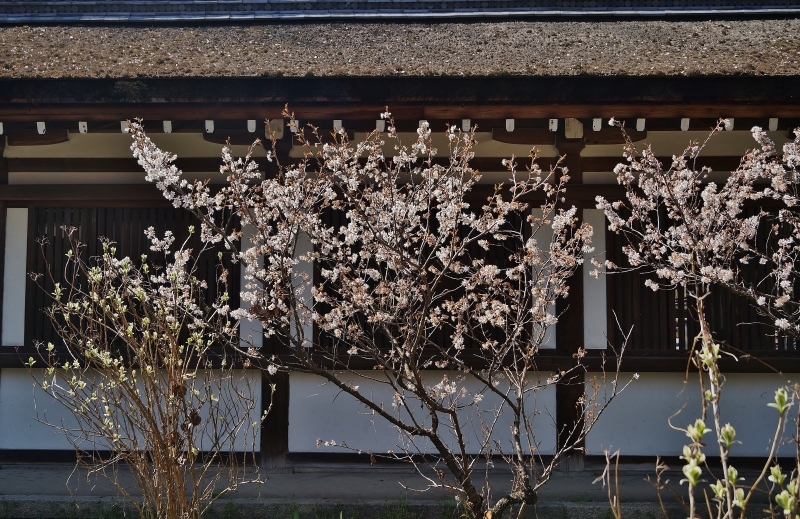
xmin=25 ymin=207 xmax=239 ymax=348
xmin=604 ymin=210 xmax=793 ymax=355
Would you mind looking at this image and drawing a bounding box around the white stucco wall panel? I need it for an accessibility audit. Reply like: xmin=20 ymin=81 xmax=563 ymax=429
xmin=4 ymin=133 xmax=267 ymax=159
xmin=582 ymin=130 xmax=792 ymax=185
xmin=294 ymin=233 xmax=314 ymax=349
xmin=0 ymin=368 xmax=261 ymax=451
xmin=585 ymin=371 xmax=797 ymax=457
xmin=239 ymin=225 xmax=264 ymax=349
xmin=3 ymin=208 xmax=28 ymax=347
xmin=287 ymin=132 xmax=557 ymax=163
xmin=581 ymin=130 xmax=790 ymax=158
xmin=583 ymin=209 xmax=607 ymax=349
xmin=0 ymin=368 xmax=76 ymax=449
xmin=288 ymin=370 xmax=557 ymax=456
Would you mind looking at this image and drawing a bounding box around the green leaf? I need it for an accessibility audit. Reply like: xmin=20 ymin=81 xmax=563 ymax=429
xmin=776 ymin=489 xmax=795 ymax=512
xmin=686 ymin=419 xmax=709 ymax=443
xmin=732 ymin=487 xmax=745 ymax=509
xmin=768 ymin=388 xmax=792 ymax=416
xmin=769 ymin=465 xmax=786 ymax=487
xmin=710 ymin=480 xmax=726 ymax=500
xmin=681 ymin=460 xmax=702 ymax=488
xmin=719 ymin=423 xmax=736 ymax=449
xmin=727 ymin=465 xmax=739 ymax=486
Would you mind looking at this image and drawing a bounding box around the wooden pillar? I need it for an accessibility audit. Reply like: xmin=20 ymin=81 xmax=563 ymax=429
xmin=262 ymin=120 xmax=293 ymax=179
xmin=553 ymin=132 xmax=586 ymax=464
xmin=261 ymin=370 xmax=290 ymax=467
xmin=259 ymin=122 xmax=293 ymax=467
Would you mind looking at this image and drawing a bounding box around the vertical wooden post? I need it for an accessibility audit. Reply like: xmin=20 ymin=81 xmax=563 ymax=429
xmin=259 ymin=123 xmax=293 ymax=466
xmin=553 ymin=132 xmax=586 ymax=467
xmin=261 ymin=370 xmax=290 ymax=467
xmin=262 ymin=119 xmax=293 ymax=180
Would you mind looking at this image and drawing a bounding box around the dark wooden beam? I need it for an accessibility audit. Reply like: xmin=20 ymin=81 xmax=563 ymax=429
xmin=5 ymin=116 xmax=788 ymax=138
xmin=7 ymin=156 xmax=547 ymax=175
xmin=6 ymin=129 xmax=70 ymax=147
xmin=2 ymin=104 xmax=800 ymax=123
xmin=0 ymin=183 xmax=627 ymax=204
xmin=0 ymin=136 xmax=7 ymax=184
xmin=8 ymin=156 xmax=560 ymax=174
xmin=555 ymin=137 xmax=585 ymax=184
xmin=8 ymin=157 xmax=234 ymax=173
xmin=262 ymin=122 xmax=294 ymax=179
xmin=554 ymin=136 xmax=586 ymax=454
xmin=0 ymin=184 xmax=168 ymax=204
xmin=582 ymin=155 xmax=745 ymax=172
xmin=7 ymin=155 xmax=750 ymax=178
xmin=1 ymin=76 xmax=799 ymax=120
xmin=261 ymin=370 xmax=290 ymax=467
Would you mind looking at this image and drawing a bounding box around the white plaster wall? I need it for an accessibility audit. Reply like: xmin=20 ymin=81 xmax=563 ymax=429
xmin=193 ymin=369 xmax=262 ymax=452
xmin=583 ymin=209 xmax=607 ymax=349
xmin=239 ymin=225 xmax=263 ymax=349
xmin=237 ymin=230 xmax=312 ymax=352
xmin=531 ymin=208 xmax=556 ymax=349
xmin=294 ymin=233 xmax=314 ymax=348
xmin=287 ymin=132 xmax=558 ymax=162
xmin=3 ymin=208 xmax=28 ymax=347
xmin=0 ymin=368 xmax=261 ymax=451
xmin=582 ymin=130 xmax=792 ymax=185
xmin=585 ymin=372 xmax=798 ymax=457
xmin=581 ymin=130 xmax=790 ymax=158
xmin=4 ymin=133 xmax=267 ymax=159
xmin=6 ymin=132 xmax=264 ymax=185
xmin=0 ymin=368 xmax=77 ymax=449
xmin=288 ymin=370 xmax=557 ymax=456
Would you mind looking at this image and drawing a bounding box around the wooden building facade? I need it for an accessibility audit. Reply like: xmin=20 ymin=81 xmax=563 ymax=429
xmin=1 ymin=1 xmax=800 ymax=462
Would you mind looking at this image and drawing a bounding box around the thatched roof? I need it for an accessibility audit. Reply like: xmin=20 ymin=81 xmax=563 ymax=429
xmin=1 ymin=1 xmax=797 ymax=23
xmin=1 ymin=18 xmax=799 ymax=79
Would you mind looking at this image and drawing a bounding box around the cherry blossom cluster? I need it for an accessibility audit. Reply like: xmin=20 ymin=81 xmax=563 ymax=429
xmin=129 ymin=113 xmax=621 ymax=518
xmin=597 ymin=121 xmax=800 ymax=338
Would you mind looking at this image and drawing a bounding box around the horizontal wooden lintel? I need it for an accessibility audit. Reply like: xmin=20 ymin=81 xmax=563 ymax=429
xmin=0 ymin=182 xmax=624 ymax=204
xmin=8 ymin=157 xmax=233 ymax=173
xmin=2 ymin=76 xmax=800 ymax=115
xmin=2 ymin=104 xmax=800 ymax=123
xmin=0 ymin=184 xmax=168 ymax=203
xmin=6 ymin=155 xmax=749 ymax=176
xmin=582 ymin=155 xmax=745 ymax=172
